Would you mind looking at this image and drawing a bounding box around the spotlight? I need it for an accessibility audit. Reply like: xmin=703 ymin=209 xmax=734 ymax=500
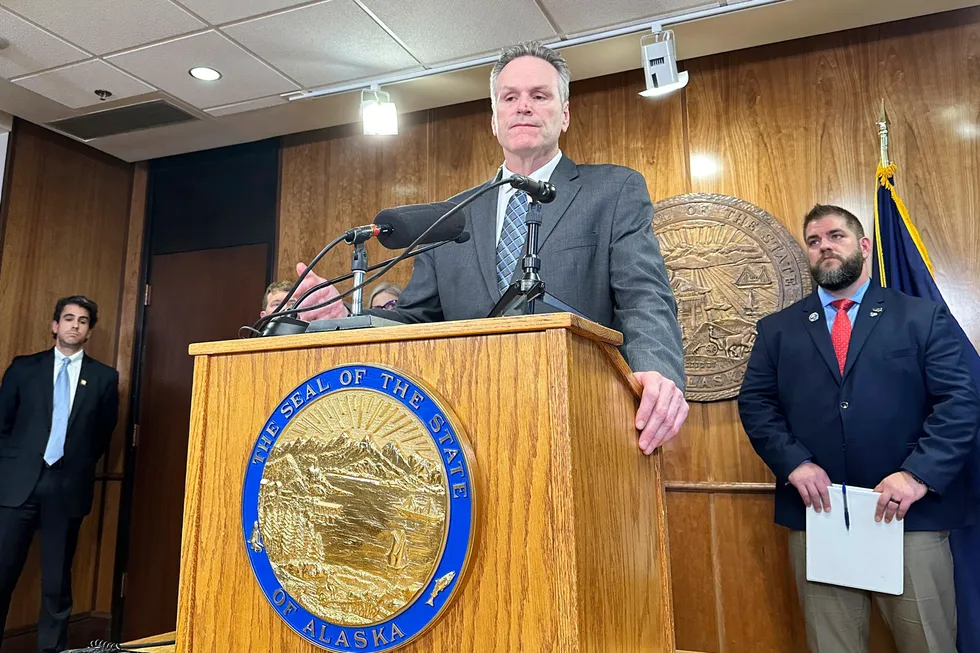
xmin=360 ymin=85 xmax=398 ymax=136
xmin=639 ymin=28 xmax=689 ymax=98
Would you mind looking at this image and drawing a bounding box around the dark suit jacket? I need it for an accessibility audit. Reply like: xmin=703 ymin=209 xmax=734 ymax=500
xmin=0 ymin=349 xmax=119 ymax=518
xmin=375 ymin=155 xmax=685 ymax=387
xmin=738 ymin=284 xmax=980 ymax=531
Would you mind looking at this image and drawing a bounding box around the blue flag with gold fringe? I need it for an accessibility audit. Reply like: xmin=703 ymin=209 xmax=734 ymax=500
xmin=873 ymin=162 xmax=980 ymax=653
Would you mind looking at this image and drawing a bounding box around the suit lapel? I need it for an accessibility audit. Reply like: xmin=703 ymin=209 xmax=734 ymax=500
xmin=66 ymin=354 xmax=90 ymax=434
xmin=800 ymin=292 xmax=841 ymax=383
xmin=842 ymin=283 xmax=886 ymax=380
xmin=535 ymin=156 xmax=581 ymax=249
xmin=471 ymin=169 xmax=504 ymax=299
xmin=41 ymin=349 xmax=55 ymax=426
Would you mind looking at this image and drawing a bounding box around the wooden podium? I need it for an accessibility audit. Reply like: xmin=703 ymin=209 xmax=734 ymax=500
xmin=177 ymin=314 xmax=674 ymax=652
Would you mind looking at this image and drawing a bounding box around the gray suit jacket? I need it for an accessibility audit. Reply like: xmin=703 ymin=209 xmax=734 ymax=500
xmin=378 ymin=155 xmax=685 ymax=388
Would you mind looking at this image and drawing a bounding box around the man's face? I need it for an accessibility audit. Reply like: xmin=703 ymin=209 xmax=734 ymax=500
xmin=804 ymin=215 xmax=871 ymax=291
xmin=262 ymin=290 xmax=295 ymax=318
xmin=491 ymin=56 xmax=569 ymax=161
xmin=51 ymin=303 xmax=91 ymax=349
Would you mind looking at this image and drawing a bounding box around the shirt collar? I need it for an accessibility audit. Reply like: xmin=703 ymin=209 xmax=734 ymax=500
xmin=818 ymin=278 xmax=871 ymax=309
xmin=54 ymin=348 xmax=84 ymax=365
xmin=500 ymin=150 xmax=563 ymax=191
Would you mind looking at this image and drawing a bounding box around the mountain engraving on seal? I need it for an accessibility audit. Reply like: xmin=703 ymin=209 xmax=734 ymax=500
xmin=257 ymin=389 xmax=448 ymax=627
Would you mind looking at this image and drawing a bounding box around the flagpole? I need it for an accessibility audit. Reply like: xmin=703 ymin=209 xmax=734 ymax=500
xmin=877 ymin=99 xmax=890 ymax=167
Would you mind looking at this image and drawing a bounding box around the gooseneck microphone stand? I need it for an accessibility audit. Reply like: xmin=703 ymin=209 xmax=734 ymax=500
xmin=349 ymin=238 xmax=368 ymax=316
xmin=488 ymin=200 xmax=586 ymax=319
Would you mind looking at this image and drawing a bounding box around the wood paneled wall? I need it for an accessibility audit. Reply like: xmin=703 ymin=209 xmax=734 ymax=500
xmin=0 ymin=120 xmax=140 ymax=642
xmin=277 ymin=8 xmax=980 ymax=652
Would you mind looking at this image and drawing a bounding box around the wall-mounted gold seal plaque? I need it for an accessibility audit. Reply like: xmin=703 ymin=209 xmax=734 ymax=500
xmin=653 ymin=194 xmax=812 ymax=401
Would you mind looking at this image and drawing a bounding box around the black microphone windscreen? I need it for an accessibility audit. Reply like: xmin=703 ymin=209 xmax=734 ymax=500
xmin=455 ymin=231 xmax=472 ymax=244
xmin=375 ymin=201 xmax=466 ymax=249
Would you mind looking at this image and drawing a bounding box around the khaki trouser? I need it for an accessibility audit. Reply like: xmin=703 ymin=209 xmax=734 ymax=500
xmin=788 ymin=530 xmax=956 ymax=653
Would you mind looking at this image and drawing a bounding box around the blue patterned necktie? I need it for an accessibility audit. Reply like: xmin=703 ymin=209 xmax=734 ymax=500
xmin=44 ymin=357 xmax=71 ymax=465
xmin=496 ymin=191 xmax=530 ymax=294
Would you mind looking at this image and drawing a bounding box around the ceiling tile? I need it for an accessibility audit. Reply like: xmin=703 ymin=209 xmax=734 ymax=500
xmin=13 ymin=60 xmax=155 ymax=108
xmin=0 ymin=7 xmax=88 ymax=78
xmin=107 ymin=30 xmax=298 ymax=109
xmin=360 ymin=0 xmax=557 ymax=66
xmin=223 ymin=0 xmax=420 ymax=88
xmin=540 ymin=0 xmax=718 ymax=35
xmin=175 ymin=0 xmax=312 ymax=25
xmin=0 ymin=0 xmax=206 ymax=55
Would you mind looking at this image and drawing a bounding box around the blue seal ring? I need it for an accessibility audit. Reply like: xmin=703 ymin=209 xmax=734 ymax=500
xmin=242 ymin=364 xmax=476 ymax=651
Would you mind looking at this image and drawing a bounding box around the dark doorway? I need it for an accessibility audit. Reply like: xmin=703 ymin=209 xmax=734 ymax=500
xmin=120 ymin=244 xmax=267 ymax=641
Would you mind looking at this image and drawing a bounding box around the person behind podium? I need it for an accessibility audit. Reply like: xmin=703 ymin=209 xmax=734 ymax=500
xmin=260 ymin=280 xmax=296 ymax=318
xmin=293 ymin=41 xmax=688 ymax=454
xmin=0 ymin=296 xmax=120 ymax=653
xmin=369 ymin=282 xmax=402 ymax=310
xmin=737 ymin=205 xmax=980 ymax=653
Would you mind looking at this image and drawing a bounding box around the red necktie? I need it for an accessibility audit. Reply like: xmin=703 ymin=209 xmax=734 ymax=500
xmin=830 ymin=298 xmax=856 ymax=374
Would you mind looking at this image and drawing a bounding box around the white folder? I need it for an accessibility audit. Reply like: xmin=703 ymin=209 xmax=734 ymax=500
xmin=805 ymin=483 xmax=904 ymax=595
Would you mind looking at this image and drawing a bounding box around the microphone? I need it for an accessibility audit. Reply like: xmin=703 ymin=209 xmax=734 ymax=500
xmin=507 ymin=175 xmax=557 ymax=203
xmin=375 ymin=201 xmax=466 ymax=249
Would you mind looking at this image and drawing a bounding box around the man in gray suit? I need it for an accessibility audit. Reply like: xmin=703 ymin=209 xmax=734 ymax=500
xmin=296 ymin=41 xmax=688 ymax=453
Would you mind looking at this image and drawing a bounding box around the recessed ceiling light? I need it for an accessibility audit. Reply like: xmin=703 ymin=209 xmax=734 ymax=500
xmin=189 ymin=67 xmax=221 ymax=82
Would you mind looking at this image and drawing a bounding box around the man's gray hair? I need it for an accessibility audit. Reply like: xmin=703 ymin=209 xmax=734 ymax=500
xmin=489 ymin=41 xmax=570 ymax=110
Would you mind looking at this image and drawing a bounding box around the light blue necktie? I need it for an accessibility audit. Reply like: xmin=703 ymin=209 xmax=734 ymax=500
xmin=44 ymin=357 xmax=71 ymax=465
xmin=496 ymin=191 xmax=530 ymax=294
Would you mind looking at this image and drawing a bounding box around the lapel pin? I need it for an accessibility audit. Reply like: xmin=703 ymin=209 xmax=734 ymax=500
xmin=808 ymin=312 xmax=819 ymax=322
xmin=80 ymin=379 xmax=87 ymax=386
xmin=870 ymin=307 xmax=883 ymax=317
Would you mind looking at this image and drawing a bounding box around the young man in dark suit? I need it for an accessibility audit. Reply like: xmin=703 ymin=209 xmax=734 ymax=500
xmin=738 ymin=205 xmax=980 ymax=653
xmin=0 ymin=296 xmax=119 ymax=653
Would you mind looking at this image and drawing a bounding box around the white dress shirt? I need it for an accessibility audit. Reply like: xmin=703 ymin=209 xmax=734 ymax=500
xmin=53 ymin=348 xmax=84 ymax=411
xmin=495 ymin=150 xmax=563 ymax=245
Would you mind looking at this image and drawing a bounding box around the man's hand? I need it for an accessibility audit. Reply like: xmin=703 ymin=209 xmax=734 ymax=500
xmin=633 ymin=371 xmax=688 ymax=455
xmin=874 ymin=471 xmax=928 ymax=523
xmin=293 ymin=262 xmax=349 ymax=321
xmin=788 ymin=462 xmax=832 ymax=513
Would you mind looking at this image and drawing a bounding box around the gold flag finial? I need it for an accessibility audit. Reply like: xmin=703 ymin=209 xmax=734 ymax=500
xmin=876 ymin=99 xmax=890 ymax=167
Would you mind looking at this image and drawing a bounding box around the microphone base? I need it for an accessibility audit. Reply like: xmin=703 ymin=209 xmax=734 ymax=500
xmin=306 ymin=315 xmax=403 ymax=333
xmin=260 ymin=316 xmax=310 ymax=337
xmin=488 ymin=280 xmax=587 ymax=319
